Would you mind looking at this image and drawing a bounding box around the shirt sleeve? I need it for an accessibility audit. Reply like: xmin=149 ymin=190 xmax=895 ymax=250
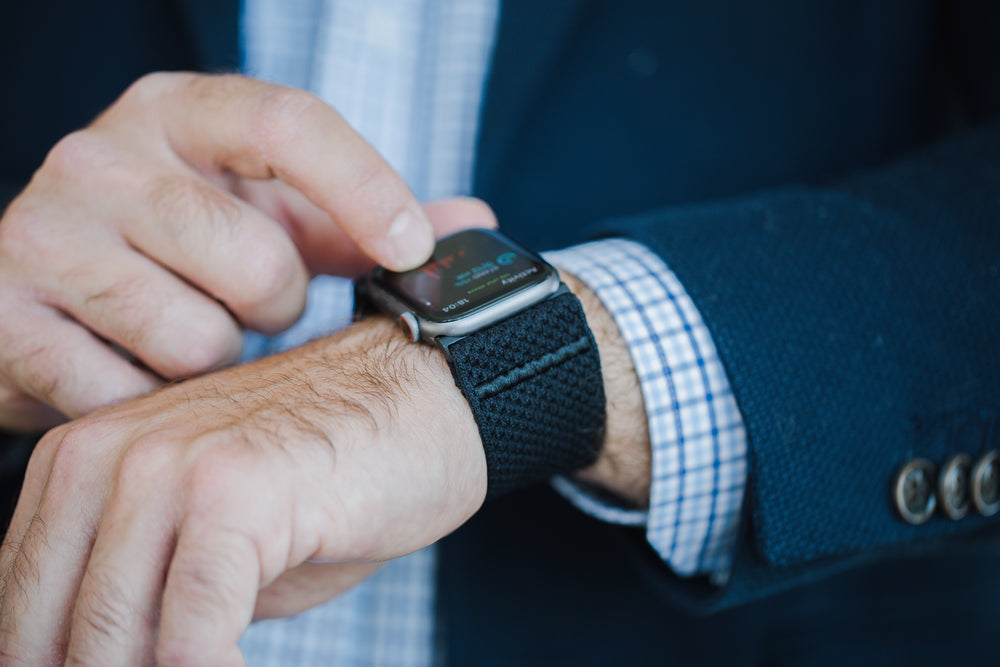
xmin=244 ymin=241 xmax=748 ymax=579
xmin=241 ymin=275 xmax=356 ymax=362
xmin=545 ymin=239 xmax=747 ymax=580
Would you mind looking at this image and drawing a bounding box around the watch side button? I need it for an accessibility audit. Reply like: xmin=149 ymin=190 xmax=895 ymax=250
xmin=398 ymin=312 xmax=420 ymax=342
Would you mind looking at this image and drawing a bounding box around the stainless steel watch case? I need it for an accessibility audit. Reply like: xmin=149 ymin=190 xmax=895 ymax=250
xmin=361 ymin=269 xmax=563 ymax=346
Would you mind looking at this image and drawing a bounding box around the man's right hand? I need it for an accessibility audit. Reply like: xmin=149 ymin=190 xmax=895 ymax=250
xmin=0 ymin=72 xmax=443 ymax=431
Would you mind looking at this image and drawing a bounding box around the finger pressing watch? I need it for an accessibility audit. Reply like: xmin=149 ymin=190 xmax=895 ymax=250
xmin=355 ymin=228 xmax=605 ymax=498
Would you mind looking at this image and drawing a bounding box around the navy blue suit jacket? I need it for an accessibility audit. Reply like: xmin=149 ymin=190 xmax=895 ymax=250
xmin=3 ymin=1 xmax=999 ymax=663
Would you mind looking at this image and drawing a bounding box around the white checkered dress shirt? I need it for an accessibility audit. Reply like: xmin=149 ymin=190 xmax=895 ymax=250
xmin=239 ymin=1 xmax=748 ymax=664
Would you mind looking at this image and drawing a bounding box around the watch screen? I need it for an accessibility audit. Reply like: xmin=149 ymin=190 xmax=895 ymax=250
xmin=375 ymin=229 xmax=554 ymax=321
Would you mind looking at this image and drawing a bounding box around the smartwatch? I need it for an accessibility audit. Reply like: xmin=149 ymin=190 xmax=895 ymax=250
xmin=355 ymin=228 xmax=605 ymax=498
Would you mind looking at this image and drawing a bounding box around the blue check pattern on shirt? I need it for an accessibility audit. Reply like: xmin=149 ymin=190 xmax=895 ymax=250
xmin=547 ymin=242 xmax=747 ymax=579
xmin=239 ymin=0 xmax=747 ymax=664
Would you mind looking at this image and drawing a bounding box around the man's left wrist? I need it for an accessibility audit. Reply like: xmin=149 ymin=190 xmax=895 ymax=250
xmin=354 ymin=230 xmax=606 ymax=500
xmin=557 ymin=270 xmax=651 ymax=509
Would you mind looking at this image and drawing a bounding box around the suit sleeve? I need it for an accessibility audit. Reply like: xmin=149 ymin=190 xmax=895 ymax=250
xmin=589 ymin=120 xmax=1000 ymax=609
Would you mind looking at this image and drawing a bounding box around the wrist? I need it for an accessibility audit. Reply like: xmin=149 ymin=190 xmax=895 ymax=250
xmin=355 ymin=229 xmax=606 ymax=498
xmin=558 ymin=271 xmax=651 ymax=508
xmin=322 ymin=315 xmax=488 ymax=517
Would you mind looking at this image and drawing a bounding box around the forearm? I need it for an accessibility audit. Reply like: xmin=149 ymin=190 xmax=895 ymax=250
xmin=0 ymin=308 xmax=492 ymax=663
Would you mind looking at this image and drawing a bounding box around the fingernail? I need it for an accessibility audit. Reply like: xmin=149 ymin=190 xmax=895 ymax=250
xmin=383 ymin=207 xmax=434 ymax=270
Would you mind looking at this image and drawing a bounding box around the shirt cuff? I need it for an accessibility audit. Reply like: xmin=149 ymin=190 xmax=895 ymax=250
xmin=545 ymin=239 xmax=748 ymax=578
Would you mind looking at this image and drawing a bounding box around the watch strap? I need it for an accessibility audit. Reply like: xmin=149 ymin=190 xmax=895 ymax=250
xmin=440 ymin=287 xmax=605 ymax=499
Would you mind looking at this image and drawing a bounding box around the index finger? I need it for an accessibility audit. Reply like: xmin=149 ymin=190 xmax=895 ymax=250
xmin=139 ymin=72 xmax=434 ymax=272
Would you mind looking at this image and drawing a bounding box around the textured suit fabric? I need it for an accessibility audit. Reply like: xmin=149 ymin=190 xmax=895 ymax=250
xmin=2 ymin=0 xmax=999 ymax=664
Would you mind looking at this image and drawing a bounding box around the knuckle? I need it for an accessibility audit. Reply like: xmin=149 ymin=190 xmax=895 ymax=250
xmin=230 ymin=236 xmax=303 ymax=314
xmin=180 ymin=436 xmax=271 ymax=514
xmin=167 ymin=309 xmax=241 ymax=377
xmin=115 ymin=434 xmax=175 ymax=488
xmin=148 ymin=173 xmax=242 ymax=245
xmin=2 ymin=197 xmax=120 ymax=286
xmin=68 ymin=571 xmax=142 ymax=659
xmin=167 ymin=527 xmax=253 ymax=610
xmin=156 ymin=639 xmax=221 ymax=667
xmin=0 ymin=633 xmax=60 ymax=666
xmin=42 ymin=131 xmax=113 ymax=180
xmin=4 ymin=341 xmax=65 ymax=408
xmin=66 ymin=580 xmax=157 ymax=665
xmin=24 ymin=430 xmax=70 ymax=488
xmin=36 ymin=131 xmax=141 ymax=213
xmin=53 ymin=416 xmax=116 ymax=456
xmin=77 ymin=266 xmax=239 ymax=379
xmin=184 ymin=72 xmax=246 ymax=107
xmin=44 ymin=419 xmax=110 ymax=480
xmin=81 ymin=275 xmax=160 ymax=353
xmin=250 ymin=87 xmax=324 ymax=153
xmin=28 ymin=426 xmax=67 ymax=468
xmin=120 ymin=70 xmax=184 ymax=106
xmin=184 ymin=446 xmax=238 ymax=507
xmin=0 ymin=198 xmax=48 ymax=260
xmin=172 ymin=549 xmax=244 ymax=612
xmin=155 ymin=643 xmax=197 ymax=667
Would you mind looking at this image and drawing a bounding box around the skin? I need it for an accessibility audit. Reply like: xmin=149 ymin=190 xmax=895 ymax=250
xmin=0 ymin=73 xmax=650 ymax=665
xmin=0 ymin=72 xmax=437 ymax=429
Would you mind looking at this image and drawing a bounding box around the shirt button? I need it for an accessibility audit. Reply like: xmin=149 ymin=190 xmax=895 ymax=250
xmin=893 ymin=459 xmax=937 ymax=525
xmin=937 ymin=454 xmax=972 ymax=520
xmin=971 ymin=450 xmax=1000 ymax=517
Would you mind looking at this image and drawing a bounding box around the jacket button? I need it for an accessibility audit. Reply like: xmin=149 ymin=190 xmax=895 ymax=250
xmin=893 ymin=459 xmax=936 ymax=525
xmin=938 ymin=454 xmax=972 ymax=520
xmin=971 ymin=450 xmax=1000 ymax=517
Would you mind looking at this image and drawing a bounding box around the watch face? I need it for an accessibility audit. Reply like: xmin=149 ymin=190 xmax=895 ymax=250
xmin=373 ymin=229 xmax=556 ymax=322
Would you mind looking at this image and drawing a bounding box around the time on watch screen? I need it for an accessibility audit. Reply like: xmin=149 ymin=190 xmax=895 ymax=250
xmin=377 ymin=229 xmax=552 ymax=321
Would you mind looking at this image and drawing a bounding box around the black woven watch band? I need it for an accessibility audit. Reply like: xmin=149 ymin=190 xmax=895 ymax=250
xmin=439 ymin=288 xmax=605 ymax=499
